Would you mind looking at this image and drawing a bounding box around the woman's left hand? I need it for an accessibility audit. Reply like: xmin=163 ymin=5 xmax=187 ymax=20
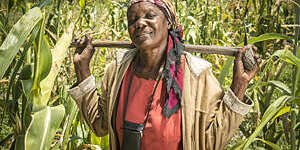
xmin=230 ymin=45 xmax=261 ymax=101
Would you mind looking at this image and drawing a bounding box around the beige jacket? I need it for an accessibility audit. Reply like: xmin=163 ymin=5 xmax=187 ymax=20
xmin=68 ymin=49 xmax=253 ymax=150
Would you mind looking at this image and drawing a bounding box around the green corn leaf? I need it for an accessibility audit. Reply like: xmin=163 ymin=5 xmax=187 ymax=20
xmin=247 ymin=0 xmax=253 ymax=9
xmin=21 ymin=79 xmax=33 ymax=99
xmin=15 ymin=134 xmax=25 ymax=150
xmin=242 ymin=95 xmax=291 ymax=149
xmin=91 ymin=132 xmax=102 ymax=146
xmin=269 ymin=80 xmax=292 ymax=95
xmin=31 ymin=14 xmax=52 ymax=105
xmin=100 ymin=135 xmax=110 ymax=150
xmin=33 ymin=0 xmax=53 ymax=9
xmin=186 ymin=16 xmax=199 ymax=25
xmin=228 ymin=140 xmax=246 ymax=150
xmin=60 ymin=96 xmax=79 ymax=149
xmin=0 ymin=19 xmax=8 ymax=36
xmin=254 ymin=138 xmax=281 ymax=150
xmin=293 ymin=97 xmax=300 ymax=106
xmin=0 ymin=7 xmax=42 ymax=79
xmin=40 ymin=23 xmax=74 ymax=105
xmin=272 ymin=50 xmax=300 ymax=67
xmin=271 ymin=106 xmax=291 ymax=122
xmin=24 ymin=105 xmax=65 ymax=150
xmin=218 ymin=57 xmax=234 ymax=85
xmin=79 ymin=0 xmax=85 ymax=9
xmin=238 ymin=33 xmax=292 ymax=47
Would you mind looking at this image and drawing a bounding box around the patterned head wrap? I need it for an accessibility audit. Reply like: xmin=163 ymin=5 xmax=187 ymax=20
xmin=129 ymin=0 xmax=184 ymax=118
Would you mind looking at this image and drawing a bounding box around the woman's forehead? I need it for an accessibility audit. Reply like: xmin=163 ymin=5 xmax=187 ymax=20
xmin=128 ymin=0 xmax=178 ymax=30
xmin=127 ymin=2 xmax=163 ymax=15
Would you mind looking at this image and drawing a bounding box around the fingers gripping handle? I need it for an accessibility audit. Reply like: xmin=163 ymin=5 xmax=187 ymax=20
xmin=242 ymin=47 xmax=257 ymax=71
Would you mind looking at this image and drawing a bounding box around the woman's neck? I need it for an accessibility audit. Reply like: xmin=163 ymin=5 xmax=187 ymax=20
xmin=135 ymin=45 xmax=167 ymax=79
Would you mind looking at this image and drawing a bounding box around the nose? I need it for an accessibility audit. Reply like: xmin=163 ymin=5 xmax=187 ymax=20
xmin=136 ymin=18 xmax=147 ymax=29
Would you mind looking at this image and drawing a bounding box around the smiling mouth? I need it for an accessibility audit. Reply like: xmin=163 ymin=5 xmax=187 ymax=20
xmin=136 ymin=32 xmax=153 ymax=38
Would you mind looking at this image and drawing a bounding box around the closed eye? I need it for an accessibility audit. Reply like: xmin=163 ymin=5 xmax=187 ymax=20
xmin=146 ymin=13 xmax=156 ymax=19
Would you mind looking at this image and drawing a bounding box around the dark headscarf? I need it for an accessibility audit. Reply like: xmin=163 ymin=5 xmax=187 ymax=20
xmin=129 ymin=0 xmax=184 ymax=117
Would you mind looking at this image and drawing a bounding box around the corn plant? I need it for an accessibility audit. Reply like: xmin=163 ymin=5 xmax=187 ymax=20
xmin=0 ymin=0 xmax=299 ymax=150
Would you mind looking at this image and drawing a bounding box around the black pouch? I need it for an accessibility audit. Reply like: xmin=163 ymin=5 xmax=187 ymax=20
xmin=121 ymin=121 xmax=145 ymax=150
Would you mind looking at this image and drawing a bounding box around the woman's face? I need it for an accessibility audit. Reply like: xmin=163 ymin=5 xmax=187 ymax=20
xmin=127 ymin=2 xmax=170 ymax=50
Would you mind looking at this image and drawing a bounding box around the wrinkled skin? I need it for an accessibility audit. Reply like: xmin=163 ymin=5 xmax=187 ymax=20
xmin=73 ymin=2 xmax=261 ymax=101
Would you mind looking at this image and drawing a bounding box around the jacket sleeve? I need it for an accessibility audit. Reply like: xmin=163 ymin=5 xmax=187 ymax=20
xmin=197 ymin=68 xmax=253 ymax=150
xmin=67 ymin=62 xmax=116 ymax=137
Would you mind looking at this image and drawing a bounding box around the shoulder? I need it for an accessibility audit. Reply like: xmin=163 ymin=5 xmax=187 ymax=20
xmin=183 ymin=51 xmax=212 ymax=77
xmin=115 ymin=48 xmax=137 ymax=65
xmin=103 ymin=48 xmax=136 ymax=76
xmin=104 ymin=48 xmax=136 ymax=70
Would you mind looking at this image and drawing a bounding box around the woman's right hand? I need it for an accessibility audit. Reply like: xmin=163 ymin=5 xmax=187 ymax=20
xmin=73 ymin=36 xmax=95 ymax=83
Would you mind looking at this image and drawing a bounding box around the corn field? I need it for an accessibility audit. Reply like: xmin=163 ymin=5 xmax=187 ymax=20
xmin=0 ymin=0 xmax=299 ymax=149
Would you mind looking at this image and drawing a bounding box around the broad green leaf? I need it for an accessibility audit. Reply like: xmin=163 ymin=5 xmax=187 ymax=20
xmin=100 ymin=135 xmax=110 ymax=150
xmin=218 ymin=57 xmax=234 ymax=85
xmin=0 ymin=7 xmax=42 ymax=79
xmin=79 ymin=0 xmax=85 ymax=9
xmin=60 ymin=96 xmax=79 ymax=149
xmin=269 ymin=80 xmax=292 ymax=95
xmin=24 ymin=105 xmax=65 ymax=150
xmin=272 ymin=50 xmax=300 ymax=68
xmin=238 ymin=33 xmax=291 ymax=47
xmin=19 ymin=64 xmax=33 ymax=80
xmin=186 ymin=16 xmax=199 ymax=25
xmin=228 ymin=140 xmax=246 ymax=150
xmin=21 ymin=80 xmax=33 ymax=99
xmin=255 ymin=138 xmax=280 ymax=150
xmin=40 ymin=23 xmax=74 ymax=105
xmin=271 ymin=106 xmax=290 ymax=122
xmin=0 ymin=19 xmax=7 ymax=36
xmin=242 ymin=96 xmax=291 ymax=149
xmin=247 ymin=0 xmax=253 ymax=9
xmin=15 ymin=134 xmax=25 ymax=150
xmin=291 ymin=0 xmax=300 ymax=8
xmin=91 ymin=132 xmax=101 ymax=145
xmin=33 ymin=0 xmax=53 ymax=9
xmin=293 ymin=97 xmax=300 ymax=106
xmin=31 ymin=15 xmax=52 ymax=105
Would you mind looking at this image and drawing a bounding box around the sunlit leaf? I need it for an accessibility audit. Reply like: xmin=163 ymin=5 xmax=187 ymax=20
xmin=218 ymin=57 xmax=234 ymax=85
xmin=255 ymin=138 xmax=281 ymax=150
xmin=21 ymin=80 xmax=33 ymax=99
xmin=79 ymin=0 xmax=85 ymax=9
xmin=60 ymin=96 xmax=79 ymax=149
xmin=269 ymin=80 xmax=292 ymax=95
xmin=247 ymin=0 xmax=253 ymax=9
xmin=33 ymin=0 xmax=53 ymax=9
xmin=186 ymin=16 xmax=199 ymax=25
xmin=271 ymin=106 xmax=290 ymax=122
xmin=24 ymin=105 xmax=65 ymax=150
xmin=91 ymin=132 xmax=101 ymax=145
xmin=272 ymin=50 xmax=300 ymax=67
xmin=238 ymin=33 xmax=291 ymax=47
xmin=228 ymin=139 xmax=246 ymax=150
xmin=40 ymin=23 xmax=74 ymax=105
xmin=31 ymin=15 xmax=52 ymax=105
xmin=242 ymin=96 xmax=291 ymax=149
xmin=0 ymin=7 xmax=42 ymax=79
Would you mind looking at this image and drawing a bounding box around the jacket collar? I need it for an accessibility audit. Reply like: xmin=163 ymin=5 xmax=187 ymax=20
xmin=115 ymin=49 xmax=212 ymax=77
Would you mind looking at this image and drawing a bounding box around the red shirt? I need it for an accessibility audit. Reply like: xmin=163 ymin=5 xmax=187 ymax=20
xmin=116 ymin=64 xmax=182 ymax=150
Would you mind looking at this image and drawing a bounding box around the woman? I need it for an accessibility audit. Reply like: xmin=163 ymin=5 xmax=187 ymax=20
xmin=68 ymin=0 xmax=261 ymax=150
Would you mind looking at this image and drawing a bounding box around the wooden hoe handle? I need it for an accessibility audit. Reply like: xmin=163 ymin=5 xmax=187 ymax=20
xmin=70 ymin=40 xmax=257 ymax=70
xmin=70 ymin=40 xmax=240 ymax=56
